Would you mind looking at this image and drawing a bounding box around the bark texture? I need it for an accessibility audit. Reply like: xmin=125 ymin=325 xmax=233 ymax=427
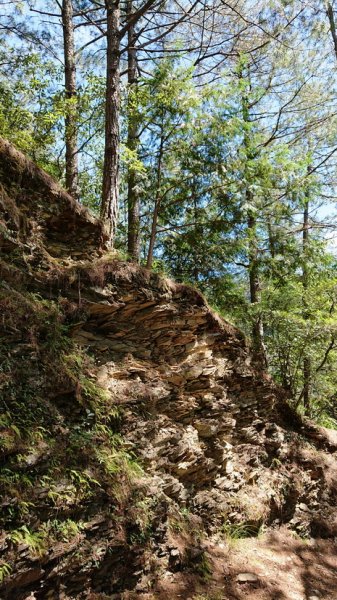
xmin=327 ymin=1 xmax=337 ymax=61
xmin=302 ymin=195 xmax=311 ymax=414
xmin=62 ymin=0 xmax=79 ymax=199
xmin=241 ymin=72 xmax=267 ymax=368
xmin=247 ymin=209 xmax=267 ymax=368
xmin=101 ymin=0 xmax=121 ymax=246
xmin=127 ymin=0 xmax=141 ymax=261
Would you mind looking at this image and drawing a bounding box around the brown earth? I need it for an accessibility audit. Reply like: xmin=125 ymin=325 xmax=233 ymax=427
xmin=1 ymin=139 xmax=337 ymax=600
xmin=135 ymin=530 xmax=337 ymax=600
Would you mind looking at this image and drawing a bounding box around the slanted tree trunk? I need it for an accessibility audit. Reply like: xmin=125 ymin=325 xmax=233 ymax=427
xmin=62 ymin=0 xmax=79 ymax=199
xmin=127 ymin=0 xmax=140 ymax=260
xmin=101 ymin=0 xmax=121 ymax=246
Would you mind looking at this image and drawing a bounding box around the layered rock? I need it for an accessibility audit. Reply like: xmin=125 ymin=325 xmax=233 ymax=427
xmin=1 ymin=140 xmax=337 ymax=600
xmin=0 ymin=137 xmax=107 ymax=259
xmin=70 ymin=261 xmax=279 ymax=514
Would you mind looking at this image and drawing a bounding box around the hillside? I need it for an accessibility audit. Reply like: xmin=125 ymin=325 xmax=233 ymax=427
xmin=1 ymin=139 xmax=337 ymax=600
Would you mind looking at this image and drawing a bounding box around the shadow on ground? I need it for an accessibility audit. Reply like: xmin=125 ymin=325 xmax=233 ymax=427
xmin=134 ymin=529 xmax=337 ymax=600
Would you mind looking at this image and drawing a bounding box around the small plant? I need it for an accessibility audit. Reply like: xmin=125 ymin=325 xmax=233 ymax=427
xmin=226 ymin=488 xmax=268 ymax=524
xmin=95 ymin=445 xmax=143 ymax=480
xmin=38 ymin=475 xmax=75 ymax=506
xmin=41 ymin=519 xmax=85 ymax=542
xmin=0 ymin=412 xmax=22 ymax=451
xmin=149 ymin=258 xmax=170 ymax=278
xmin=69 ymin=468 xmax=101 ymax=492
xmin=289 ymin=528 xmax=311 ymax=543
xmin=17 ymin=500 xmax=35 ymax=517
xmin=195 ymin=551 xmax=212 ymax=582
xmin=41 ymin=469 xmax=101 ymax=507
xmin=127 ymin=495 xmax=158 ymax=546
xmin=222 ymin=520 xmax=259 ymax=542
xmin=180 ymin=506 xmax=191 ymax=518
xmin=62 ymin=353 xmax=120 ymax=421
xmin=317 ymin=414 xmax=337 ymax=430
xmin=271 ymin=457 xmax=282 ymax=469
xmin=0 ymin=563 xmax=12 ymax=584
xmin=168 ymin=506 xmax=191 ymax=534
xmin=10 ymin=525 xmax=47 ymax=557
xmin=168 ymin=518 xmax=184 ymax=533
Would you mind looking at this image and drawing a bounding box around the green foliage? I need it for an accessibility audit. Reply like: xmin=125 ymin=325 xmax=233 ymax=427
xmin=41 ymin=518 xmax=85 ymax=542
xmin=10 ymin=525 xmax=47 ymax=556
xmin=3 ymin=4 xmax=337 ymax=593
xmin=0 ymin=563 xmax=12 ymax=584
xmin=127 ymin=497 xmax=156 ymax=545
xmin=123 ymin=55 xmax=337 ymax=423
xmin=194 ymin=552 xmax=213 ymax=582
xmin=0 ymin=282 xmax=141 ymax=554
xmin=261 ymin=247 xmax=337 ymax=416
xmin=222 ymin=521 xmax=260 ymax=541
xmin=62 ymin=351 xmax=120 ymax=421
xmin=95 ymin=444 xmax=143 ymax=481
xmin=0 ymin=42 xmax=62 ymax=175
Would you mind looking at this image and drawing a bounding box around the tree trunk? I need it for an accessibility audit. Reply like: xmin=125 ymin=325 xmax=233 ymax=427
xmin=62 ymin=0 xmax=79 ymax=199
xmin=267 ymin=217 xmax=276 ymax=259
xmin=146 ymin=128 xmax=164 ymax=270
xmin=127 ymin=0 xmax=140 ymax=260
xmin=248 ymin=207 xmax=268 ymax=368
xmin=101 ymin=0 xmax=120 ymax=246
xmin=192 ymin=183 xmax=200 ymax=282
xmin=240 ymin=67 xmax=267 ymax=368
xmin=327 ymin=1 xmax=337 ymax=61
xmin=302 ymin=194 xmax=311 ymax=414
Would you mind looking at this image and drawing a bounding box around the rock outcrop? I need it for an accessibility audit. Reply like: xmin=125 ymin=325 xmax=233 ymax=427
xmin=71 ymin=260 xmax=279 ymax=517
xmin=1 ymin=140 xmax=337 ymax=600
xmin=0 ymin=137 xmax=107 ymax=259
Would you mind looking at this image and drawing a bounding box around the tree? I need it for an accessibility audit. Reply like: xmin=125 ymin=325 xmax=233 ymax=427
xmin=126 ymin=0 xmax=141 ymax=260
xmin=62 ymin=0 xmax=79 ymax=199
xmin=0 ymin=35 xmax=62 ymax=174
xmin=100 ymin=0 xmax=203 ymax=246
xmin=100 ymin=0 xmax=121 ymax=244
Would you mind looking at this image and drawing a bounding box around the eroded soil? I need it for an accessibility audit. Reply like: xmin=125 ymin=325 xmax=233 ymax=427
xmin=137 ymin=529 xmax=337 ymax=600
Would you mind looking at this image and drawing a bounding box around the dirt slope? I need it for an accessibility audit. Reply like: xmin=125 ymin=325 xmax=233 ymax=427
xmin=1 ymin=139 xmax=337 ymax=600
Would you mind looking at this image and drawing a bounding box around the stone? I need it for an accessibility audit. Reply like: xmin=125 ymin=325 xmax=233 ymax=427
xmin=298 ymin=503 xmax=310 ymax=512
xmin=194 ymin=419 xmax=219 ymax=438
xmin=236 ymin=572 xmax=259 ymax=583
xmin=188 ymin=546 xmax=205 ymax=559
xmin=5 ymin=568 xmax=44 ymax=591
xmin=184 ymin=366 xmax=204 ymax=380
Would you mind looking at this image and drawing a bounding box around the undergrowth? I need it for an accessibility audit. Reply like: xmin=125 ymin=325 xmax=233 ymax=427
xmin=222 ymin=520 xmax=262 ymax=543
xmin=0 ymin=281 xmax=143 ymax=584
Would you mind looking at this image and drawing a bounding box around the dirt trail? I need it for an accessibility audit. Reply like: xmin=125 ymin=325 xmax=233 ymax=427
xmin=138 ymin=529 xmax=337 ymax=600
